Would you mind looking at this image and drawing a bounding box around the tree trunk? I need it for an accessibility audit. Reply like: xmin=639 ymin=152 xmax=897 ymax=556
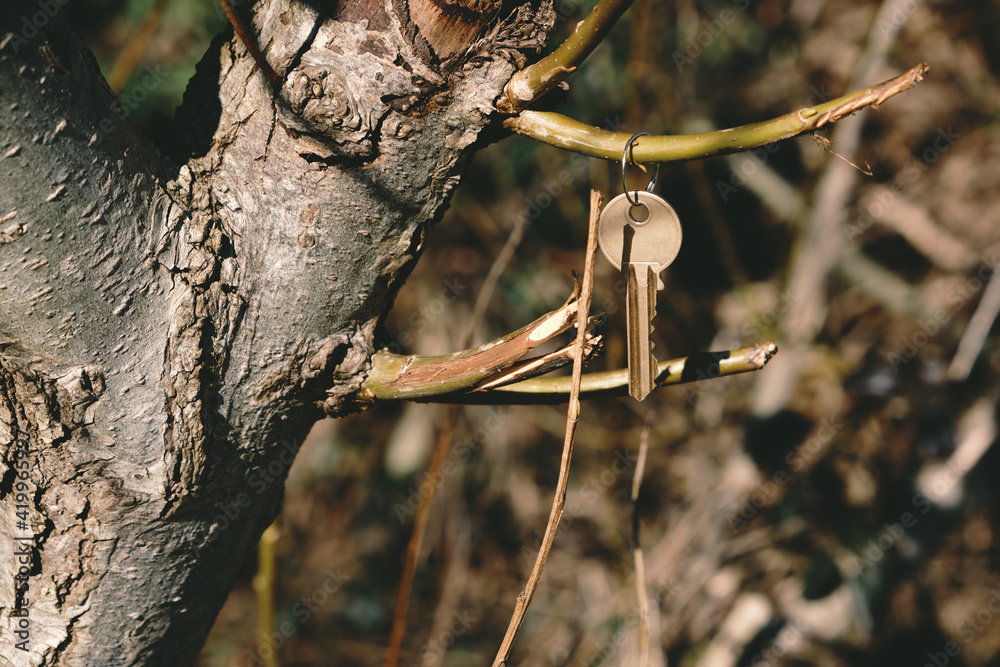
xmin=0 ymin=0 xmax=553 ymax=663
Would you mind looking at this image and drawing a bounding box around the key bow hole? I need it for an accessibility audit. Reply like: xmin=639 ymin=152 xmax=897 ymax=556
xmin=627 ymin=202 xmax=650 ymax=225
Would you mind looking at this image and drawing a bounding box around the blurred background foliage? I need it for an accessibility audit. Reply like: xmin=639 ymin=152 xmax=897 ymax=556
xmin=70 ymin=0 xmax=1000 ymax=665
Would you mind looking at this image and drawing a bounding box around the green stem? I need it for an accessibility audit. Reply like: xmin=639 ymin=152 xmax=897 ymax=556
xmin=503 ymin=64 xmax=928 ymax=162
xmin=498 ymin=0 xmax=636 ymax=113
xmin=254 ymin=522 xmax=280 ymax=667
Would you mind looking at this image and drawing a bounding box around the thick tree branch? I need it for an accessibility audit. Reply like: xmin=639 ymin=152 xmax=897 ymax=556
xmin=503 ymin=64 xmax=928 ymax=162
xmin=0 ymin=0 xmax=560 ymax=663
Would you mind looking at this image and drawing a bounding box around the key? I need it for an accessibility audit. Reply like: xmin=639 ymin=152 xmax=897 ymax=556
xmin=597 ymin=190 xmax=683 ymax=400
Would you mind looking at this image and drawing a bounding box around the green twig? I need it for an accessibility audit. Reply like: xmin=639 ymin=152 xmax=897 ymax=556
xmin=254 ymin=522 xmax=281 ymax=667
xmin=503 ymin=64 xmax=928 ymax=162
xmin=498 ymin=0 xmax=637 ymax=113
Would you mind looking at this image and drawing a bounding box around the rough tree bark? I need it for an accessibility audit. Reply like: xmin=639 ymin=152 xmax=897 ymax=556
xmin=0 ymin=0 xmax=554 ymax=663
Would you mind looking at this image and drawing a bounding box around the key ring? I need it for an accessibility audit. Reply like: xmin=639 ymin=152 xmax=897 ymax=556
xmin=621 ymin=132 xmax=660 ymax=207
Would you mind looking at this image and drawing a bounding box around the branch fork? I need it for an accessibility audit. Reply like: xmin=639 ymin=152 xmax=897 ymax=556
xmin=361 ymin=287 xmax=604 ymax=402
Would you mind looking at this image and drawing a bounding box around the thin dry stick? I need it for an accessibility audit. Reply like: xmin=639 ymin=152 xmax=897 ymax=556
xmin=385 ymin=218 xmax=529 ymax=667
xmin=493 ymin=189 xmax=602 ymax=666
xmin=384 ymin=412 xmax=456 ymax=667
xmin=632 ymin=417 xmax=652 ymax=667
xmin=466 ymin=220 xmax=528 ymax=345
xmin=219 ymin=0 xmax=282 ymax=90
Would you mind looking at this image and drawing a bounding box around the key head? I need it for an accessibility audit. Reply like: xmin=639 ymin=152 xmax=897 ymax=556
xmin=598 ymin=191 xmax=683 ymax=273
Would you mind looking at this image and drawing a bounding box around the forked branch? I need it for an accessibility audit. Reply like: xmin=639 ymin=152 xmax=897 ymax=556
xmin=358 ymin=289 xmax=603 ymax=402
xmin=497 ymin=0 xmax=637 ymax=113
xmin=440 ymin=342 xmax=779 ymax=404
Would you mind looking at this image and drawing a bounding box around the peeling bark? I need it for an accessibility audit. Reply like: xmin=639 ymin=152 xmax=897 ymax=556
xmin=0 ymin=0 xmax=554 ymax=663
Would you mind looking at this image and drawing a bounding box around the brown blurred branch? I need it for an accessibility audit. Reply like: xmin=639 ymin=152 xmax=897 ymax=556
xmin=493 ymin=190 xmax=602 ymax=665
xmin=751 ymin=0 xmax=927 ymax=416
xmin=384 ymin=208 xmax=531 ymax=667
xmin=383 ymin=411 xmax=456 ymax=667
xmin=107 ymin=0 xmax=171 ymax=93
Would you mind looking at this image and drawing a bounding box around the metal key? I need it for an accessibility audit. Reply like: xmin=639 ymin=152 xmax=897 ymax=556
xmin=598 ymin=190 xmax=683 ymax=400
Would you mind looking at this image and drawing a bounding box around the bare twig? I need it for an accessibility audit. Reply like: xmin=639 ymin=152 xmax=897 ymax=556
xmin=384 ymin=413 xmax=456 ymax=667
xmin=493 ymin=190 xmax=602 ymax=665
xmin=503 ymin=65 xmax=928 ymax=163
xmin=385 ymin=216 xmax=529 ymax=666
xmin=498 ymin=0 xmax=636 ymax=113
xmin=437 ymin=342 xmax=778 ymax=404
xmin=219 ymin=0 xmax=282 ymax=90
xmin=632 ymin=417 xmax=652 ymax=667
xmin=465 ymin=220 xmax=528 ymax=345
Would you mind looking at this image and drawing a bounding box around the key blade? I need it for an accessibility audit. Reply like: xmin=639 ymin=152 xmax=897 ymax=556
xmin=627 ymin=263 xmax=658 ymax=400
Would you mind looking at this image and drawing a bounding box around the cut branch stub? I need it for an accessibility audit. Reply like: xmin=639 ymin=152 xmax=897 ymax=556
xmin=360 ymin=290 xmax=604 ymax=401
xmin=438 ymin=342 xmax=779 ymax=404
